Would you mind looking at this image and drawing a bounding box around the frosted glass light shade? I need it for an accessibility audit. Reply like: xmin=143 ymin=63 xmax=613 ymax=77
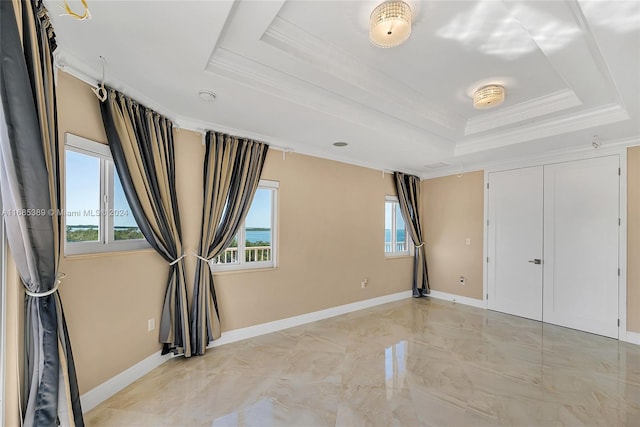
xmin=473 ymin=85 xmax=505 ymax=109
xmin=370 ymin=1 xmax=412 ymax=48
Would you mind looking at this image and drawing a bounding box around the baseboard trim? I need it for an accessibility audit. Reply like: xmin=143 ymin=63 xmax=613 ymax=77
xmin=622 ymin=331 xmax=640 ymax=345
xmin=80 ymin=290 xmax=413 ymax=413
xmin=428 ymin=290 xmax=485 ymax=309
xmin=80 ymin=350 xmax=171 ymax=413
xmin=209 ymin=290 xmax=413 ymax=348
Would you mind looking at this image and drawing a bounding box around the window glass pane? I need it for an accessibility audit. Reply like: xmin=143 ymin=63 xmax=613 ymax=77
xmin=65 ymin=150 xmax=100 ymax=242
xmin=245 ymin=188 xmax=272 ymax=263
xmin=113 ymin=170 xmax=144 ymax=240
xmin=395 ymin=204 xmax=406 ymax=252
xmin=385 ymin=202 xmax=393 ymax=253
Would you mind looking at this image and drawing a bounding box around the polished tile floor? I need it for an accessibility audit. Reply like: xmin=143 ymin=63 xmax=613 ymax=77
xmin=86 ymin=298 xmax=640 ymax=426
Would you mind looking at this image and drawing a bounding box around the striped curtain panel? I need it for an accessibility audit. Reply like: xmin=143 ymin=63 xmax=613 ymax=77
xmin=394 ymin=172 xmax=430 ymax=297
xmin=0 ymin=1 xmax=83 ymax=426
xmin=191 ymin=131 xmax=268 ymax=355
xmin=100 ymin=90 xmax=191 ymax=357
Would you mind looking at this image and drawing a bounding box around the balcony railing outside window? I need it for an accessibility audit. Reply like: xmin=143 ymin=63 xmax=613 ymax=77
xmin=214 ymin=246 xmax=272 ymax=264
xmin=384 ymin=242 xmax=407 ymax=253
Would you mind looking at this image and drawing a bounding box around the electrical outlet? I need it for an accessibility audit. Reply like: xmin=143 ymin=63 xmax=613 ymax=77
xmin=458 ymin=276 xmax=465 ymax=286
xmin=361 ymin=278 xmax=368 ymax=288
xmin=148 ymin=318 xmax=155 ymax=332
xmin=465 ymin=238 xmax=471 ymax=245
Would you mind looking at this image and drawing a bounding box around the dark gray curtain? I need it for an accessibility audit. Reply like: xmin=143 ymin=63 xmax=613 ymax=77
xmin=191 ymin=131 xmax=268 ymax=355
xmin=100 ymin=90 xmax=191 ymax=357
xmin=0 ymin=1 xmax=83 ymax=425
xmin=394 ymin=172 xmax=429 ymax=297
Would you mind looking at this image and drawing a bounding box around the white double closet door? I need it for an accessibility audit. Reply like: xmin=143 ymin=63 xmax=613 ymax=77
xmin=487 ymin=155 xmax=620 ymax=338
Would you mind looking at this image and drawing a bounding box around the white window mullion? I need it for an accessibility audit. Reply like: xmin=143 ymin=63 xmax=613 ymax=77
xmin=100 ymin=158 xmax=109 ymax=244
xmin=238 ymin=227 xmax=246 ymax=265
xmin=391 ymin=204 xmax=397 ymax=252
xmin=105 ymin=161 xmax=115 ymax=244
xmin=270 ymin=188 xmax=277 ymax=268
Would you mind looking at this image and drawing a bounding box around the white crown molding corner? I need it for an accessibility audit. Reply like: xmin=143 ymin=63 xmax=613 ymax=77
xmin=420 ymin=135 xmax=640 ymax=180
xmin=428 ymin=290 xmax=485 ymax=309
xmin=455 ymin=103 xmax=630 ymax=156
xmin=465 ymin=89 xmax=582 ymax=136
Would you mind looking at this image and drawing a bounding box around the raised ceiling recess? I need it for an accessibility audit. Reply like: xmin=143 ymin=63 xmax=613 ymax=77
xmin=47 ymin=0 xmax=640 ymax=176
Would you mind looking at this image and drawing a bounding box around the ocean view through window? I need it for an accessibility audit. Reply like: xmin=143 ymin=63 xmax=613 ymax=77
xmin=212 ymin=180 xmax=278 ymax=271
xmin=64 ymin=134 xmax=148 ymax=255
xmin=385 ymin=196 xmax=410 ymax=256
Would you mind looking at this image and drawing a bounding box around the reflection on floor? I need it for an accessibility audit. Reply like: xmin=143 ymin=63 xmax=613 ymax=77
xmin=86 ymin=298 xmax=640 ymax=426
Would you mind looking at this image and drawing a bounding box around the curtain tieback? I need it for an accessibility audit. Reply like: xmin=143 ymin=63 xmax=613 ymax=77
xmin=25 ymin=273 xmax=66 ymax=298
xmin=193 ymin=253 xmax=214 ymax=265
xmin=169 ymin=253 xmax=188 ymax=266
xmin=415 ymin=242 xmax=425 ymax=248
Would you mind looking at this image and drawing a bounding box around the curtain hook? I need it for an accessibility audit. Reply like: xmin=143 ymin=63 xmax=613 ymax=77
xmin=91 ymin=56 xmax=107 ymax=102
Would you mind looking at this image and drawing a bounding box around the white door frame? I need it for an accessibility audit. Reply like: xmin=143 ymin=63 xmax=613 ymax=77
xmin=483 ymin=146 xmax=628 ymax=342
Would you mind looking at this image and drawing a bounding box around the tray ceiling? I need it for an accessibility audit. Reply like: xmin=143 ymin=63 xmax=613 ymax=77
xmin=47 ymin=0 xmax=640 ymax=176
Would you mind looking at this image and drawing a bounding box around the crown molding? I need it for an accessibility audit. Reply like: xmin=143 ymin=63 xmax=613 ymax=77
xmin=456 ymin=103 xmax=630 ymax=156
xmin=207 ymin=48 xmax=453 ymax=152
xmin=261 ymin=16 xmax=462 ymax=133
xmin=422 ymin=135 xmax=640 ymax=180
xmin=174 ymin=116 xmax=424 ymax=177
xmin=55 ymin=52 xmax=183 ymax=126
xmin=465 ymin=89 xmax=582 ymax=136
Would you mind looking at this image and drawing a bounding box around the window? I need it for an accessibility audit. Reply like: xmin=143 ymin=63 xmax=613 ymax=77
xmin=212 ymin=180 xmax=278 ymax=271
xmin=385 ymin=196 xmax=410 ymax=256
xmin=64 ymin=134 xmax=147 ymax=255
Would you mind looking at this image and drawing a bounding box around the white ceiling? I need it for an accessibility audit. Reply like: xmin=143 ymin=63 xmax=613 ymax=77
xmin=47 ymin=0 xmax=640 ymax=177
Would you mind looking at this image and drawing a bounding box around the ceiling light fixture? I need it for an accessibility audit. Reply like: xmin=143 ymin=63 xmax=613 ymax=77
xmin=198 ymin=90 xmax=216 ymax=102
xmin=333 ymin=142 xmax=348 ymax=147
xmin=370 ymin=1 xmax=412 ymax=48
xmin=473 ymin=85 xmax=505 ymax=109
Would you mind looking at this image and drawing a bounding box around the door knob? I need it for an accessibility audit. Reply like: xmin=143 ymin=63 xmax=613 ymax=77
xmin=528 ymin=259 xmax=542 ymax=264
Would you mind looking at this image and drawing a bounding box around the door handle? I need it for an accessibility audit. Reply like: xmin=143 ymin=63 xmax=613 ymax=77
xmin=528 ymin=259 xmax=542 ymax=265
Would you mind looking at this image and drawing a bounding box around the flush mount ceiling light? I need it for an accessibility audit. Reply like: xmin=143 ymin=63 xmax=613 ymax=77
xmin=198 ymin=90 xmax=216 ymax=102
xmin=333 ymin=142 xmax=348 ymax=147
xmin=370 ymin=1 xmax=412 ymax=48
xmin=473 ymin=85 xmax=505 ymax=109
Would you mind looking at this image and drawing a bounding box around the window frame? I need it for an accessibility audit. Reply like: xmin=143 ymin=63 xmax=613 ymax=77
xmin=211 ymin=179 xmax=278 ymax=273
xmin=64 ymin=133 xmax=149 ymax=256
xmin=385 ymin=195 xmax=412 ymax=257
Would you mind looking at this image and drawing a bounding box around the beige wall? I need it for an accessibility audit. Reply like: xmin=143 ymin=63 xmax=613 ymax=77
xmin=628 ymin=146 xmax=640 ymax=332
xmin=55 ymin=72 xmax=413 ymax=395
xmin=57 ymin=72 xmax=168 ymax=394
xmin=177 ymin=133 xmax=412 ymax=331
xmin=422 ymin=171 xmax=484 ymax=300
